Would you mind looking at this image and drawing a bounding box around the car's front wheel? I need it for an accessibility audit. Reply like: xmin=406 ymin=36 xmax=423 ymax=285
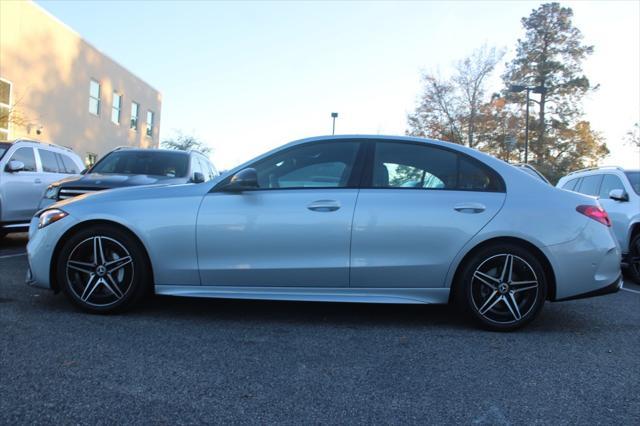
xmin=457 ymin=243 xmax=547 ymax=331
xmin=56 ymin=225 xmax=150 ymax=313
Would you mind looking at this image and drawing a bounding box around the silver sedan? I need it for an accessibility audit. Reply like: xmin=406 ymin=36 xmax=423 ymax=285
xmin=26 ymin=136 xmax=622 ymax=330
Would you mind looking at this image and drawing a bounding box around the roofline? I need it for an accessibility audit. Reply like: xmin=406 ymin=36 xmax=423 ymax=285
xmin=32 ymin=1 xmax=162 ymax=95
xmin=9 ymin=138 xmax=76 ymax=154
xmin=566 ymin=165 xmax=626 ymax=176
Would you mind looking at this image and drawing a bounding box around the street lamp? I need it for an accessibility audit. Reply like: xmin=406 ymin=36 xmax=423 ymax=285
xmin=331 ymin=112 xmax=338 ymax=135
xmin=508 ymin=84 xmax=546 ymax=164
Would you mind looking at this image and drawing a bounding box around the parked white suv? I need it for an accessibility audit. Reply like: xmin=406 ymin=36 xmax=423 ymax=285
xmin=0 ymin=139 xmax=84 ymax=237
xmin=557 ymin=166 xmax=640 ymax=283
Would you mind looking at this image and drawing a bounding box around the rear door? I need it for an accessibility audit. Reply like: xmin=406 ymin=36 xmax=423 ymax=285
xmin=350 ymin=140 xmax=506 ymax=288
xmin=1 ymin=146 xmax=41 ymax=222
xmin=37 ymin=148 xmax=67 ymax=194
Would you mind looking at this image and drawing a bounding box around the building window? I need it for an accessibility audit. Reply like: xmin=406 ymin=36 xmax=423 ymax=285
xmin=111 ymin=92 xmax=122 ymax=124
xmin=146 ymin=110 xmax=154 ymax=137
xmin=130 ymin=102 xmax=139 ymax=130
xmin=85 ymin=152 xmax=98 ymax=167
xmin=0 ymin=78 xmax=11 ymax=141
xmin=89 ymin=79 xmax=101 ymax=115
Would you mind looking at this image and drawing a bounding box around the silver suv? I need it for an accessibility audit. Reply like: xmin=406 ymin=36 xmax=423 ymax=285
xmin=557 ymin=166 xmax=640 ymax=283
xmin=0 ymin=139 xmax=84 ymax=237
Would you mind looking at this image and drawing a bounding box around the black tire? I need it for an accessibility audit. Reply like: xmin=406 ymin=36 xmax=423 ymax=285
xmin=455 ymin=243 xmax=547 ymax=331
xmin=625 ymin=233 xmax=640 ymax=284
xmin=56 ymin=225 xmax=150 ymax=313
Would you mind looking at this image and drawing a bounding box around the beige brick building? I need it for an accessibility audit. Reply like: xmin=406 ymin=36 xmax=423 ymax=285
xmin=0 ymin=0 xmax=162 ymax=165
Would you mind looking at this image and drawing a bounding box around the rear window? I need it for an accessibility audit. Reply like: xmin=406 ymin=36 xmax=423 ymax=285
xmin=562 ymin=178 xmax=579 ymax=191
xmin=625 ymin=171 xmax=640 ymax=195
xmin=577 ymin=174 xmax=602 ymax=196
xmin=39 ymin=149 xmax=61 ymax=173
xmin=61 ymin=154 xmax=80 ymax=174
xmin=90 ymin=150 xmax=189 ymax=177
xmin=0 ymin=142 xmax=10 ymax=160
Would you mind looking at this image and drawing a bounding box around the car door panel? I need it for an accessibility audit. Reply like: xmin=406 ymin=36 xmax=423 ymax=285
xmin=2 ymin=147 xmax=41 ymax=222
xmin=350 ymin=189 xmax=505 ymax=288
xmin=197 ymin=189 xmax=358 ymax=287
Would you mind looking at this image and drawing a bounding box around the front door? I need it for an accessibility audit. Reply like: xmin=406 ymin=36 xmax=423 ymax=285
xmin=1 ymin=147 xmax=42 ymax=222
xmin=197 ymin=140 xmax=363 ymax=287
xmin=350 ymin=141 xmax=507 ymax=288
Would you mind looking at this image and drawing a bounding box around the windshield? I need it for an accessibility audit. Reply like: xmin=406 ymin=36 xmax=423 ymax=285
xmin=625 ymin=171 xmax=640 ymax=195
xmin=0 ymin=142 xmax=10 ymax=161
xmin=89 ymin=151 xmax=189 ymax=177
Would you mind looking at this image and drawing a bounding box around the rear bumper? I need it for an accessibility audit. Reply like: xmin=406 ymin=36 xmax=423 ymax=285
xmin=554 ymin=274 xmax=621 ymax=302
xmin=546 ymin=220 xmax=622 ymax=300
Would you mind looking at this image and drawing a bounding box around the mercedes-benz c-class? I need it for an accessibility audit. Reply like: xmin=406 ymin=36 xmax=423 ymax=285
xmin=26 ymin=136 xmax=621 ymax=330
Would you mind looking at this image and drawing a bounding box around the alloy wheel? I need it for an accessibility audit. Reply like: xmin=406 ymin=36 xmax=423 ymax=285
xmin=629 ymin=237 xmax=640 ymax=280
xmin=470 ymin=253 xmax=539 ymax=325
xmin=65 ymin=236 xmax=134 ymax=307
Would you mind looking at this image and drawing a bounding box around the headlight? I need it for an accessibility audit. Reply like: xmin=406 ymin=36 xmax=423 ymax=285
xmin=38 ymin=209 xmax=68 ymax=229
xmin=44 ymin=185 xmax=60 ymax=200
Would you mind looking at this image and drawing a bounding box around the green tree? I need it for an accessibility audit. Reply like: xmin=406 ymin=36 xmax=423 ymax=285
xmin=161 ymin=132 xmax=212 ymax=154
xmin=626 ymin=122 xmax=640 ymax=148
xmin=502 ymin=2 xmax=608 ymax=182
xmin=407 ymin=45 xmax=504 ymax=148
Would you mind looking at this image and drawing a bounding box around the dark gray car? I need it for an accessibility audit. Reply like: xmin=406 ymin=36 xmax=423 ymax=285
xmin=39 ymin=147 xmax=217 ymax=208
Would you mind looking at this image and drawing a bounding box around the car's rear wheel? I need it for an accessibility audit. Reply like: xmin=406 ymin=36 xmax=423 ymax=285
xmin=626 ymin=233 xmax=640 ymax=284
xmin=457 ymin=243 xmax=547 ymax=331
xmin=56 ymin=225 xmax=150 ymax=313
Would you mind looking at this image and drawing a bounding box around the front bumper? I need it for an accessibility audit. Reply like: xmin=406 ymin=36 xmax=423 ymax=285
xmin=26 ymin=213 xmax=79 ymax=290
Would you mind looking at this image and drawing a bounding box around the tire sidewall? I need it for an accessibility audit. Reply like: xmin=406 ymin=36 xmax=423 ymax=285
xmin=458 ymin=243 xmax=547 ymax=331
xmin=56 ymin=225 xmax=149 ymax=313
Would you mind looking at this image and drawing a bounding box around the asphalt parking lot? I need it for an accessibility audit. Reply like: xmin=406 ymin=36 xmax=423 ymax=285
xmin=1 ymin=233 xmax=639 ymax=425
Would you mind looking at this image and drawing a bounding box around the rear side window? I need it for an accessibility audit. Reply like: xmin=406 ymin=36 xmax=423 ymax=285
xmin=9 ymin=147 xmax=36 ymax=172
xmin=562 ymin=178 xmax=579 ymax=191
xmin=372 ymin=142 xmax=504 ymax=192
xmin=39 ymin=149 xmax=61 ymax=173
xmin=61 ymin=154 xmax=80 ymax=174
xmin=598 ymin=174 xmax=625 ymax=198
xmin=577 ymin=174 xmax=602 ymax=196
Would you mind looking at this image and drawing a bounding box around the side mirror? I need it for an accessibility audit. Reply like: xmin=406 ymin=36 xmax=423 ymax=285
xmin=222 ymin=168 xmax=259 ymax=191
xmin=192 ymin=172 xmax=205 ymax=183
xmin=609 ymin=188 xmax=629 ymax=202
xmin=5 ymin=160 xmax=25 ymax=173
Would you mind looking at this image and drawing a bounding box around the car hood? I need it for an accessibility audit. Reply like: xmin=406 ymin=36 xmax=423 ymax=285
xmin=53 ymin=173 xmax=186 ymax=188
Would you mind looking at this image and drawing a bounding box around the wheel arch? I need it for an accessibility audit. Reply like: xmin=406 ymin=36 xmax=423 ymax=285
xmin=448 ymin=236 xmax=557 ymax=303
xmin=50 ymin=219 xmax=155 ymax=293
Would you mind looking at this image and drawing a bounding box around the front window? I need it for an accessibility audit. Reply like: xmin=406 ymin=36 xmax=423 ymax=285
xmin=111 ymin=92 xmax=122 ymax=124
xmin=90 ymin=151 xmax=189 ymax=178
xmin=372 ymin=142 xmax=504 ymax=192
xmin=9 ymin=147 xmax=36 ymax=172
xmin=0 ymin=78 xmax=11 ymax=141
xmin=250 ymin=141 xmax=360 ymax=189
xmin=146 ymin=111 xmax=154 ymax=137
xmin=89 ymin=79 xmax=101 ymax=115
xmin=130 ymin=102 xmax=139 ymax=130
xmin=625 ymin=171 xmax=640 ymax=195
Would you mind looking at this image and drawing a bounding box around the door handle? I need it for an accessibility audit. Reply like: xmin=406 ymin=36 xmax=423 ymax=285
xmin=454 ymin=202 xmax=486 ymax=213
xmin=307 ymin=200 xmax=341 ymax=212
xmin=34 ymin=179 xmax=42 ymax=184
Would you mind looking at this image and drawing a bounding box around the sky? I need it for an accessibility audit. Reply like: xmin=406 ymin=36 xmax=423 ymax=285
xmin=37 ymin=0 xmax=640 ymax=170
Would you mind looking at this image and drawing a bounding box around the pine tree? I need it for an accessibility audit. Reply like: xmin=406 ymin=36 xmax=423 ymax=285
xmin=502 ymin=2 xmax=608 ymax=182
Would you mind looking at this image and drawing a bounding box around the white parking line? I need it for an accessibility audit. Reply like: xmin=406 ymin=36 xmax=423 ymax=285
xmin=0 ymin=252 xmax=26 ymax=259
xmin=621 ymin=286 xmax=640 ymax=295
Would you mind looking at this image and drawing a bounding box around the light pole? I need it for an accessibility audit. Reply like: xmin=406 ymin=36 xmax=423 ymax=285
xmin=331 ymin=112 xmax=338 ymax=135
xmin=508 ymin=85 xmax=546 ymax=164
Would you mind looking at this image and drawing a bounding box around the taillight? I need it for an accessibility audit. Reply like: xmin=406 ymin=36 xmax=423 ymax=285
xmin=576 ymin=205 xmax=611 ymax=227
